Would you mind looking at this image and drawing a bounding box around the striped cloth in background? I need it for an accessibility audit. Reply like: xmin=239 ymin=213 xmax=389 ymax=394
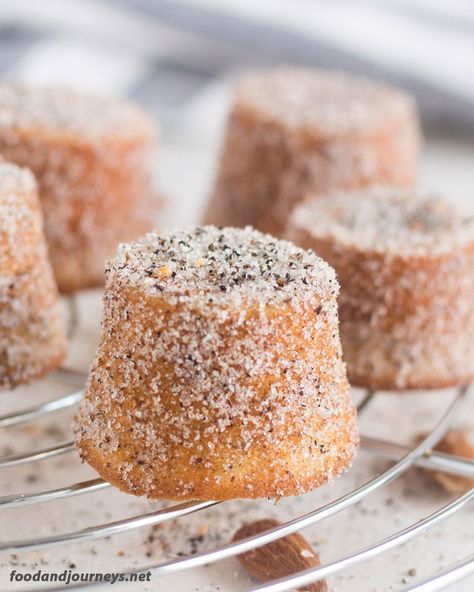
xmin=0 ymin=0 xmax=473 ymax=139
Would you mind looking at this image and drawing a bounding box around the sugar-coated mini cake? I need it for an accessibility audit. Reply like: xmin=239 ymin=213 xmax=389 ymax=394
xmin=0 ymin=84 xmax=159 ymax=293
xmin=74 ymin=226 xmax=358 ymax=500
xmin=204 ymin=67 xmax=420 ymax=236
xmin=0 ymin=161 xmax=67 ymax=389
xmin=287 ymin=189 xmax=474 ymax=390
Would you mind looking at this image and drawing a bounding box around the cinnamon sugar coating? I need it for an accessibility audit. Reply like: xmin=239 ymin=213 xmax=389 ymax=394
xmin=0 ymin=84 xmax=159 ymax=293
xmin=74 ymin=226 xmax=358 ymax=500
xmin=287 ymin=189 xmax=474 ymax=390
xmin=203 ymin=67 xmax=420 ymax=236
xmin=0 ymin=161 xmax=67 ymax=389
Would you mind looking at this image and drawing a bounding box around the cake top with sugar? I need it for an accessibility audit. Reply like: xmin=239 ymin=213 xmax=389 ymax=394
xmin=235 ymin=67 xmax=416 ymax=137
xmin=108 ymin=225 xmax=338 ymax=306
xmin=290 ymin=188 xmax=474 ymax=256
xmin=0 ymin=83 xmax=153 ymax=141
xmin=0 ymin=160 xmax=41 ymax=262
xmin=0 ymin=160 xmax=36 ymax=196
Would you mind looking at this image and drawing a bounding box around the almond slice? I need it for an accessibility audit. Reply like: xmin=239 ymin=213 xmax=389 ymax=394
xmin=419 ymin=429 xmax=474 ymax=494
xmin=233 ymin=518 xmax=327 ymax=592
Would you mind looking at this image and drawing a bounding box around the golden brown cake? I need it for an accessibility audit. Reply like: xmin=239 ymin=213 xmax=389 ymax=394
xmin=287 ymin=189 xmax=474 ymax=390
xmin=74 ymin=226 xmax=358 ymax=500
xmin=0 ymin=84 xmax=159 ymax=293
xmin=204 ymin=67 xmax=420 ymax=236
xmin=0 ymin=161 xmax=67 ymax=389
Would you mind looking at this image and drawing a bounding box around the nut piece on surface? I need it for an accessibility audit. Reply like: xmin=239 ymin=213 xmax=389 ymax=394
xmin=420 ymin=430 xmax=474 ymax=494
xmin=233 ymin=518 xmax=327 ymax=592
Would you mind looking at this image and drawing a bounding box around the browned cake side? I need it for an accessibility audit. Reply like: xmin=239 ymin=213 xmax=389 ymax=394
xmin=74 ymin=226 xmax=358 ymax=500
xmin=204 ymin=68 xmax=420 ymax=236
xmin=287 ymin=189 xmax=474 ymax=390
xmin=0 ymin=161 xmax=67 ymax=388
xmin=0 ymin=84 xmax=159 ymax=293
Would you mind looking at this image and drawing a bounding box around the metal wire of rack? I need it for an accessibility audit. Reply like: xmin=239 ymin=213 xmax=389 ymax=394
xmin=1 ymin=367 xmax=473 ymax=591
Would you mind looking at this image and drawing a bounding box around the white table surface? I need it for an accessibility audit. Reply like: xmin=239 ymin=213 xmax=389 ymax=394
xmin=1 ymin=116 xmax=473 ymax=592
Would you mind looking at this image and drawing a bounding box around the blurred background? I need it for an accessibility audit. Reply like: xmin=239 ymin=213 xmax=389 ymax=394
xmin=0 ymin=3 xmax=473 ymax=591
xmin=0 ymin=0 xmax=473 ymax=225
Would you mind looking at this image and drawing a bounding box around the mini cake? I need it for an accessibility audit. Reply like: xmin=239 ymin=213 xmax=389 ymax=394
xmin=0 ymin=161 xmax=67 ymax=389
xmin=74 ymin=226 xmax=358 ymax=500
xmin=203 ymin=67 xmax=420 ymax=236
xmin=0 ymin=84 xmax=159 ymax=293
xmin=286 ymin=189 xmax=474 ymax=390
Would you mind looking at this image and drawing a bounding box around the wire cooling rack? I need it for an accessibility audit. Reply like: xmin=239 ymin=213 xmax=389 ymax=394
xmin=1 ymin=354 xmax=473 ymax=591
